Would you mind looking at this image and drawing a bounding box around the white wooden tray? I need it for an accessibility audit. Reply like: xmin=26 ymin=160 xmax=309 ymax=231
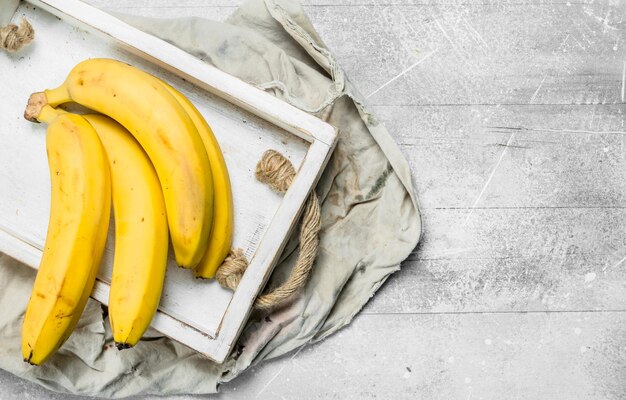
xmin=0 ymin=0 xmax=336 ymax=363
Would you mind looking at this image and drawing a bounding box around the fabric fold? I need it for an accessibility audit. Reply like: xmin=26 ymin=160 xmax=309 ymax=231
xmin=0 ymin=0 xmax=421 ymax=396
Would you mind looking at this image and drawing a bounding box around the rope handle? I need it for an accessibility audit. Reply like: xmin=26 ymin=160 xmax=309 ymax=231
xmin=216 ymin=150 xmax=321 ymax=311
xmin=1 ymin=18 xmax=34 ymax=52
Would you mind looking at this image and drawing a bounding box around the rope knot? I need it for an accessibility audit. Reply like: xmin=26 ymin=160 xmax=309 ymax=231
xmin=255 ymin=150 xmax=296 ymax=193
xmin=215 ymin=249 xmax=248 ymax=290
xmin=1 ymin=19 xmax=34 ymax=52
xmin=216 ymin=149 xmax=321 ymax=312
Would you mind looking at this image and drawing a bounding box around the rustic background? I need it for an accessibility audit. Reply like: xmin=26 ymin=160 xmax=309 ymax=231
xmin=1 ymin=0 xmax=625 ymax=398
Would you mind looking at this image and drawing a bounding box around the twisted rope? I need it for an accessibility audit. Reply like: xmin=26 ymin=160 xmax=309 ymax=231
xmin=215 ymin=249 xmax=248 ymax=291
xmin=216 ymin=150 xmax=321 ymax=311
xmin=1 ymin=18 xmax=34 ymax=52
xmin=255 ymin=149 xmax=295 ymax=192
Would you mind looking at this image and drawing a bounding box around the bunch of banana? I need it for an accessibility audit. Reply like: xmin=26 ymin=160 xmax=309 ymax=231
xmin=22 ymin=58 xmax=234 ymax=365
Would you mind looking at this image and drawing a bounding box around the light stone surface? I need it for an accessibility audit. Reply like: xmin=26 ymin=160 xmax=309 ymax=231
xmin=1 ymin=0 xmax=625 ymax=398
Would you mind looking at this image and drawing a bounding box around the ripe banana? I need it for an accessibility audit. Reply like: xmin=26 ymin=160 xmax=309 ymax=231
xmin=25 ymin=58 xmax=213 ymax=268
xmin=83 ymin=114 xmax=168 ymax=349
xmin=160 ymin=81 xmax=233 ymax=279
xmin=22 ymin=107 xmax=111 ymax=365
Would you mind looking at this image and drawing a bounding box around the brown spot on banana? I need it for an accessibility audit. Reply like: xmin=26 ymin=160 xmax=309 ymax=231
xmin=156 ymin=128 xmax=173 ymax=150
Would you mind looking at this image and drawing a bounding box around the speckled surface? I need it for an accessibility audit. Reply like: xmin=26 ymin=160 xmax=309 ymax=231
xmin=1 ymin=0 xmax=625 ymax=398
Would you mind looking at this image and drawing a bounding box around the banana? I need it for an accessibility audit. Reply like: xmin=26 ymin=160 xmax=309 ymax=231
xmin=22 ymin=107 xmax=111 ymax=365
xmin=159 ymin=82 xmax=233 ymax=279
xmin=82 ymin=114 xmax=168 ymax=349
xmin=25 ymin=58 xmax=213 ymax=268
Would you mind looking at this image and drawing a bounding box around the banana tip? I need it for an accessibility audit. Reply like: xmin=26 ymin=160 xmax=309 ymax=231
xmin=115 ymin=342 xmax=132 ymax=351
xmin=23 ymin=350 xmax=37 ymax=366
xmin=24 ymin=92 xmax=47 ymax=122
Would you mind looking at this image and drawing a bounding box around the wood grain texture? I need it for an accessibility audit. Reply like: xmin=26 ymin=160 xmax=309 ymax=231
xmin=366 ymin=207 xmax=626 ymax=313
xmin=2 ymin=0 xmax=625 ymax=398
xmin=377 ymin=104 xmax=625 ymax=209
xmin=1 ymin=312 xmax=624 ymax=399
xmin=307 ymin=3 xmax=625 ymax=106
xmin=220 ymin=312 xmax=626 ymax=400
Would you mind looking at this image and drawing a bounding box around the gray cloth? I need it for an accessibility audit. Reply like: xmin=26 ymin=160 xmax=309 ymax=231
xmin=0 ymin=0 xmax=422 ymax=396
xmin=0 ymin=0 xmax=19 ymax=26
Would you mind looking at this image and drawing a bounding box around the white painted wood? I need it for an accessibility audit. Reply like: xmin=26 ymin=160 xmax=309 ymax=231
xmin=0 ymin=225 xmax=41 ymax=269
xmin=0 ymin=1 xmax=337 ymax=363
xmin=29 ymin=0 xmax=337 ymax=147
xmin=210 ymin=140 xmax=335 ymax=360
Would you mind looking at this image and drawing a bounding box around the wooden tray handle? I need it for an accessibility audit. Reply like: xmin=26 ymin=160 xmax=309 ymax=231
xmin=217 ymin=150 xmax=321 ymax=311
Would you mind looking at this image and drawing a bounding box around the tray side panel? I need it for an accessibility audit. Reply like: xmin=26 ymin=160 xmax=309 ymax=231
xmin=29 ymin=0 xmax=338 ymax=146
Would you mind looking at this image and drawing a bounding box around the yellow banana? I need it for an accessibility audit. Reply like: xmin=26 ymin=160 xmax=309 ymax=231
xmin=159 ymin=82 xmax=233 ymax=279
xmin=83 ymin=114 xmax=168 ymax=349
xmin=22 ymin=107 xmax=111 ymax=365
xmin=25 ymin=58 xmax=213 ymax=268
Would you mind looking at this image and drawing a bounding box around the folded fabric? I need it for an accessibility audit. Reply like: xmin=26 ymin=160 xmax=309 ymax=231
xmin=0 ymin=0 xmax=19 ymax=26
xmin=0 ymin=0 xmax=421 ymax=396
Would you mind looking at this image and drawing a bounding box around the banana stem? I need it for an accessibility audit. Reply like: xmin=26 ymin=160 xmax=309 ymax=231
xmin=23 ymin=92 xmax=47 ymax=122
xmin=44 ymin=85 xmax=71 ymax=107
xmin=37 ymin=105 xmax=68 ymax=124
xmin=24 ymin=91 xmax=71 ymax=124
